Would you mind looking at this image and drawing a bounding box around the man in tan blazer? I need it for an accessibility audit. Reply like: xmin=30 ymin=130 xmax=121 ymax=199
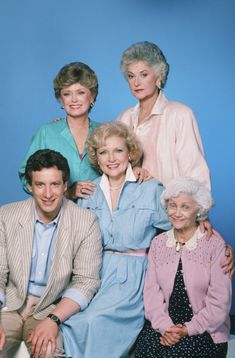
xmin=0 ymin=149 xmax=102 ymax=358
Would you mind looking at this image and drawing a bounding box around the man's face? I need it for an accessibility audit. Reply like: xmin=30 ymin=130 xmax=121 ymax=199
xmin=29 ymin=167 xmax=67 ymax=223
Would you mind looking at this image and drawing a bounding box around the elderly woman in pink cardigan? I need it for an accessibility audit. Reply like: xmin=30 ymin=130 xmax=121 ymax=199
xmin=135 ymin=177 xmax=231 ymax=358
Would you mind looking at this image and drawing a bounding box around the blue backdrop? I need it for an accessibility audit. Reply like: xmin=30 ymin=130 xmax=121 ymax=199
xmin=1 ymin=0 xmax=235 ymax=310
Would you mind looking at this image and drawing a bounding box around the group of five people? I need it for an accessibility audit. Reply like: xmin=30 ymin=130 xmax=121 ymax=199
xmin=0 ymin=41 xmax=232 ymax=357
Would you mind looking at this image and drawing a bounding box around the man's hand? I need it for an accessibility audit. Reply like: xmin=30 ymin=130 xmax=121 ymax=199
xmin=28 ymin=318 xmax=58 ymax=358
xmin=0 ymin=325 xmax=6 ymax=351
xmin=66 ymin=181 xmax=95 ymax=200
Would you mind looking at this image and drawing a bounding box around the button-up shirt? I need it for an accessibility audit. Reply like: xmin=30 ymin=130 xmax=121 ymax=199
xmin=28 ymin=213 xmax=60 ymax=297
xmin=28 ymin=205 xmax=89 ymax=310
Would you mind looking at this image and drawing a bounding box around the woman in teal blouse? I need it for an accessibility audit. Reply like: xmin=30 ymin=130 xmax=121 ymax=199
xmin=19 ymin=61 xmax=100 ymax=199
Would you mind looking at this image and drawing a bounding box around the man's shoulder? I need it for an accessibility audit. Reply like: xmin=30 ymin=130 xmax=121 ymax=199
xmin=0 ymin=198 xmax=33 ymax=227
xmin=0 ymin=198 xmax=33 ymax=215
xmin=62 ymin=198 xmax=96 ymax=220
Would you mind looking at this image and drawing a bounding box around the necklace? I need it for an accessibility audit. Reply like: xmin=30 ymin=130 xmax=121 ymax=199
xmin=175 ymin=241 xmax=185 ymax=252
xmin=109 ymin=184 xmax=123 ymax=191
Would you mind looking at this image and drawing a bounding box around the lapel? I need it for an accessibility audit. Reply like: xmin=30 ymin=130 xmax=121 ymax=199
xmin=60 ymin=118 xmax=97 ymax=159
xmin=60 ymin=120 xmax=79 ymax=154
xmin=82 ymin=119 xmax=97 ymax=158
xmin=17 ymin=199 xmax=35 ymax=296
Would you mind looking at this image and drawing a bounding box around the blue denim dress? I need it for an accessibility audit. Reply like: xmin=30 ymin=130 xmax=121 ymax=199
xmin=62 ymin=177 xmax=170 ymax=358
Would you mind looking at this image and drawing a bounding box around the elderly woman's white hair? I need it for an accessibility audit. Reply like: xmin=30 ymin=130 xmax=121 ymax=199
xmin=160 ymin=177 xmax=214 ymax=221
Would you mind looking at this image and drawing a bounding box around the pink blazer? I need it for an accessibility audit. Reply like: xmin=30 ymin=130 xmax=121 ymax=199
xmin=117 ymin=92 xmax=211 ymax=190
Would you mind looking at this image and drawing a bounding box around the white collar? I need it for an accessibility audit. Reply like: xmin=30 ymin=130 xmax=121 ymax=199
xmin=134 ymin=90 xmax=167 ymax=117
xmin=99 ymin=163 xmax=136 ymax=212
xmin=99 ymin=163 xmax=136 ymax=189
xmin=166 ymin=227 xmax=204 ymax=251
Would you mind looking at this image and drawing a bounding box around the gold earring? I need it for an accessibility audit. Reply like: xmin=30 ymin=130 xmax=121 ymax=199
xmin=90 ymin=102 xmax=94 ymax=108
xmin=156 ymin=81 xmax=161 ymax=90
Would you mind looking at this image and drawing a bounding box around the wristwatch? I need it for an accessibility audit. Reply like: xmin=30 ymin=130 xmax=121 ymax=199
xmin=47 ymin=313 xmax=61 ymax=326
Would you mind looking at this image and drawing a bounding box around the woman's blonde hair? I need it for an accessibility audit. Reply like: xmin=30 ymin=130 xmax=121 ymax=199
xmin=87 ymin=122 xmax=143 ymax=171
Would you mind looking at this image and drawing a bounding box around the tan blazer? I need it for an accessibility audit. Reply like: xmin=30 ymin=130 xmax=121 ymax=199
xmin=0 ymin=198 xmax=102 ymax=319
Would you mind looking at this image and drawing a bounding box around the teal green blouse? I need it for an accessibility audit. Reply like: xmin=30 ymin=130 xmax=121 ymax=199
xmin=18 ymin=118 xmax=100 ymax=192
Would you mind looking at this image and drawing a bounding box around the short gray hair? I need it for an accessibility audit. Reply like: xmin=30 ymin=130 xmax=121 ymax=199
xmin=160 ymin=177 xmax=214 ymax=221
xmin=120 ymin=41 xmax=169 ymax=88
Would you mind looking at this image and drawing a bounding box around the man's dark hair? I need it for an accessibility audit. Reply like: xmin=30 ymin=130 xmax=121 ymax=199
xmin=25 ymin=149 xmax=70 ymax=185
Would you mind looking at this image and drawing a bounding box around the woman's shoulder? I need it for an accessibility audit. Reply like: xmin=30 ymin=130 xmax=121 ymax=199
xmin=35 ymin=118 xmax=66 ymax=134
xmin=92 ymin=176 xmax=102 ymax=185
xmin=89 ymin=119 xmax=101 ymax=128
xmin=140 ymin=178 xmax=164 ymax=192
xmin=200 ymin=233 xmax=227 ymax=252
xmin=116 ymin=104 xmax=139 ymax=122
xmin=78 ymin=178 xmax=104 ymax=209
xmin=150 ymin=231 xmax=169 ymax=249
xmin=164 ymin=96 xmax=194 ymax=117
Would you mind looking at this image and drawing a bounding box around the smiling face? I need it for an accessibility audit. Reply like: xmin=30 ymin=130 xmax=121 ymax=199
xmin=126 ymin=61 xmax=159 ymax=101
xmin=97 ymin=136 xmax=129 ymax=182
xmin=60 ymin=82 xmax=94 ymax=119
xmin=29 ymin=167 xmax=67 ymax=223
xmin=167 ymin=194 xmax=199 ymax=232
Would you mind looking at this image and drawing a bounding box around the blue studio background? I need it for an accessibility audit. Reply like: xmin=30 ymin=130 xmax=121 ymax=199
xmin=1 ymin=0 xmax=235 ymax=310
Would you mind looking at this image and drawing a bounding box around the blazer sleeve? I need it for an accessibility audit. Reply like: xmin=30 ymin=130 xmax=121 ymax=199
xmin=0 ymin=210 xmax=9 ymax=305
xmin=174 ymin=106 xmax=211 ymax=191
xmin=66 ymin=210 xmax=102 ymax=303
xmin=185 ymin=239 xmax=232 ymax=335
xmin=144 ymin=241 xmax=174 ymax=335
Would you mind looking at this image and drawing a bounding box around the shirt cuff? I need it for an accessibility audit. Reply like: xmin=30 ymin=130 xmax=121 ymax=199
xmin=62 ymin=288 xmax=89 ymax=311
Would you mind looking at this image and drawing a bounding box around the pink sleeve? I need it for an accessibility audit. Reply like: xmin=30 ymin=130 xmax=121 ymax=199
xmin=144 ymin=242 xmax=174 ymax=335
xmin=175 ymin=107 xmax=211 ymax=190
xmin=185 ymin=239 xmax=231 ymax=336
xmin=116 ymin=109 xmax=133 ymax=126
